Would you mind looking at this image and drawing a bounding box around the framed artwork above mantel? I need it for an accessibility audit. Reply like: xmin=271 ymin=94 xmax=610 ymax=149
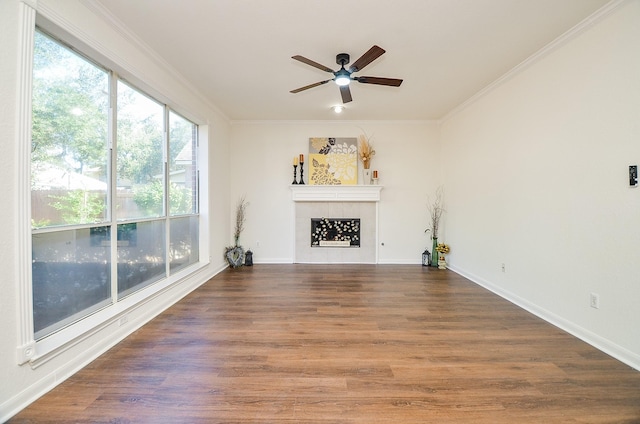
xmin=308 ymin=137 xmax=357 ymax=185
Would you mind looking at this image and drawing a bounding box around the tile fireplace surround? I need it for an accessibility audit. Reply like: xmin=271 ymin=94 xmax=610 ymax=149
xmin=291 ymin=186 xmax=382 ymax=263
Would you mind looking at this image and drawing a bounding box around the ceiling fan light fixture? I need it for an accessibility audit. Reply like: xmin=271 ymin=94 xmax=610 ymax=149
xmin=334 ymin=70 xmax=350 ymax=86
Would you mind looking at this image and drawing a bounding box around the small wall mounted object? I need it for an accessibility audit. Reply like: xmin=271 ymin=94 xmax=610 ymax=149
xmin=630 ymin=165 xmax=638 ymax=187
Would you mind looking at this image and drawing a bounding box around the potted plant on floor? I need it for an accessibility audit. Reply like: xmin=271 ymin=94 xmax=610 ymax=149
xmin=225 ymin=196 xmax=248 ymax=268
xmin=436 ymin=243 xmax=450 ymax=269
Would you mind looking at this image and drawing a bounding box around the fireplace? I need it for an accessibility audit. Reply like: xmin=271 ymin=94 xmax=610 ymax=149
xmin=311 ymin=218 xmax=360 ymax=247
xmin=291 ymin=186 xmax=382 ymax=264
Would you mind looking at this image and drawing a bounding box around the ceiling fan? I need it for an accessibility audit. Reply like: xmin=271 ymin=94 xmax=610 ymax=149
xmin=290 ymin=45 xmax=403 ymax=104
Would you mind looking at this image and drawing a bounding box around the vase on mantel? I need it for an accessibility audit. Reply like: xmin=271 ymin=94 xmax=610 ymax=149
xmin=362 ymin=168 xmax=372 ymax=185
xmin=430 ymin=237 xmax=439 ymax=267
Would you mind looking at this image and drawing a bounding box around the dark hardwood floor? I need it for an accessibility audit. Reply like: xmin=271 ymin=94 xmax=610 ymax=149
xmin=9 ymin=264 xmax=640 ymax=423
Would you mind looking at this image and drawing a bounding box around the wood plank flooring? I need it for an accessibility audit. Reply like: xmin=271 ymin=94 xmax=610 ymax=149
xmin=9 ymin=265 xmax=640 ymax=423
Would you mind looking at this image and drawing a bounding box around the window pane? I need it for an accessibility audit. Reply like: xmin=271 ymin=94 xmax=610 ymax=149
xmin=31 ymin=31 xmax=109 ymax=229
xmin=116 ymin=81 xmax=164 ymax=220
xmin=170 ymin=216 xmax=199 ymax=273
xmin=169 ymin=112 xmax=197 ymax=215
xmin=117 ymin=220 xmax=166 ymax=297
xmin=33 ymin=227 xmax=112 ymax=339
xmin=29 ymin=29 xmax=202 ymax=344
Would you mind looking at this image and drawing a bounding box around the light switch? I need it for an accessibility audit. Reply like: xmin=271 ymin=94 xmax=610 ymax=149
xmin=630 ymin=165 xmax=638 ymax=187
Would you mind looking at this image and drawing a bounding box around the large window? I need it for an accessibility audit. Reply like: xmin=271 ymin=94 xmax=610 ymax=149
xmin=31 ymin=30 xmax=199 ymax=340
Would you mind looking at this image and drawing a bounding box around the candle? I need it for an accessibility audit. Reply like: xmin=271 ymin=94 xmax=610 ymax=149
xmin=373 ymin=170 xmax=378 ymax=178
xmin=299 ymin=154 xmax=304 ymax=163
xmin=293 ymin=157 xmax=298 ymax=166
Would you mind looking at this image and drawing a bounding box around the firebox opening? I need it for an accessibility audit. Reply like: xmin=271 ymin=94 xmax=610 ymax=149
xmin=311 ymin=218 xmax=360 ymax=247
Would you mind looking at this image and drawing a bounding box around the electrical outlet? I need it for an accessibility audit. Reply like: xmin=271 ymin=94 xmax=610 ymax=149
xmin=590 ymin=293 xmax=600 ymax=309
xmin=119 ymin=315 xmax=128 ymax=326
xmin=501 ymin=263 xmax=506 ymax=273
xmin=256 ymin=240 xmax=260 ymax=248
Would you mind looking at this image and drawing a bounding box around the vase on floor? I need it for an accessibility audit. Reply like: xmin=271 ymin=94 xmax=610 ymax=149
xmin=430 ymin=237 xmax=439 ymax=267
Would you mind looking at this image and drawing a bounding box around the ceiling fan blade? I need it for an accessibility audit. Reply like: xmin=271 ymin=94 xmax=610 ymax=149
xmin=291 ymin=55 xmax=335 ymax=73
xmin=348 ymin=45 xmax=385 ymax=73
xmin=290 ymin=80 xmax=331 ymax=93
xmin=340 ymin=85 xmax=352 ymax=103
xmin=355 ymin=76 xmax=403 ymax=87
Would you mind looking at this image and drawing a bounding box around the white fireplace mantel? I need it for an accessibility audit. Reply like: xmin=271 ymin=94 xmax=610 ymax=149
xmin=290 ymin=185 xmax=382 ymax=202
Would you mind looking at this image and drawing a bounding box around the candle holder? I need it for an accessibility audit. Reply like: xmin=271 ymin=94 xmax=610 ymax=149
xmin=299 ymin=161 xmax=305 ymax=185
xmin=292 ymin=164 xmax=298 ymax=184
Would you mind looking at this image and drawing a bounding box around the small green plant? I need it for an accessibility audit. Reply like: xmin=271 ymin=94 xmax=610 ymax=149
xmin=133 ymin=180 xmax=192 ymax=215
xmin=51 ymin=190 xmax=105 ymax=225
xmin=31 ymin=218 xmax=51 ymax=229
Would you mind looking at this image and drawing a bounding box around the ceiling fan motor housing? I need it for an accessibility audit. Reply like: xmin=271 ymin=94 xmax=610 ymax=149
xmin=336 ymin=53 xmax=350 ymax=66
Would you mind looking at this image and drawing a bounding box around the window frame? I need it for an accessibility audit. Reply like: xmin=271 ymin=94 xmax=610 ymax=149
xmin=16 ymin=4 xmax=209 ymax=366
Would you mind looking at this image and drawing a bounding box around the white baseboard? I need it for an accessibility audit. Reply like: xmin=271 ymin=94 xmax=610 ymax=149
xmin=253 ymin=258 xmax=295 ymax=264
xmin=448 ymin=265 xmax=640 ymax=372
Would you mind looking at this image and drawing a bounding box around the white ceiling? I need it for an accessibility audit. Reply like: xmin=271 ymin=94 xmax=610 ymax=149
xmin=89 ymin=0 xmax=610 ymax=121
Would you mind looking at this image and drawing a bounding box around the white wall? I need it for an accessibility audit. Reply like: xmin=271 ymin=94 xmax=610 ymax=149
xmin=0 ymin=0 xmax=232 ymax=419
xmin=440 ymin=0 xmax=640 ymax=369
xmin=229 ymin=121 xmax=441 ymax=264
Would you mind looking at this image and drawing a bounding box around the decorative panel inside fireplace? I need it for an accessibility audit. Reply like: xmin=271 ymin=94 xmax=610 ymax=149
xmin=311 ymin=218 xmax=360 ymax=247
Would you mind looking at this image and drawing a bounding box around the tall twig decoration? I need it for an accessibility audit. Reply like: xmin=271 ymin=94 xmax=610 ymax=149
xmin=425 ymin=186 xmax=445 ymax=239
xmin=233 ymin=196 xmax=248 ymax=246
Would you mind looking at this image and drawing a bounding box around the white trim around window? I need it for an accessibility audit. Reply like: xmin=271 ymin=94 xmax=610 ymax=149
xmin=16 ymin=0 xmax=37 ymax=366
xmin=16 ymin=0 xmax=212 ymax=368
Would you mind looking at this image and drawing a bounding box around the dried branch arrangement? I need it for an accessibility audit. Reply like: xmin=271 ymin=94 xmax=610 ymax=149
xmin=425 ymin=186 xmax=445 ymax=239
xmin=233 ymin=196 xmax=248 ymax=246
xmin=357 ymin=135 xmax=376 ymax=169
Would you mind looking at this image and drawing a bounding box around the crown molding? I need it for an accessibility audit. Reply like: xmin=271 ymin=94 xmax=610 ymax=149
xmin=440 ymin=0 xmax=628 ymax=124
xmin=20 ymin=0 xmax=37 ymax=8
xmin=230 ymin=119 xmax=438 ymax=126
